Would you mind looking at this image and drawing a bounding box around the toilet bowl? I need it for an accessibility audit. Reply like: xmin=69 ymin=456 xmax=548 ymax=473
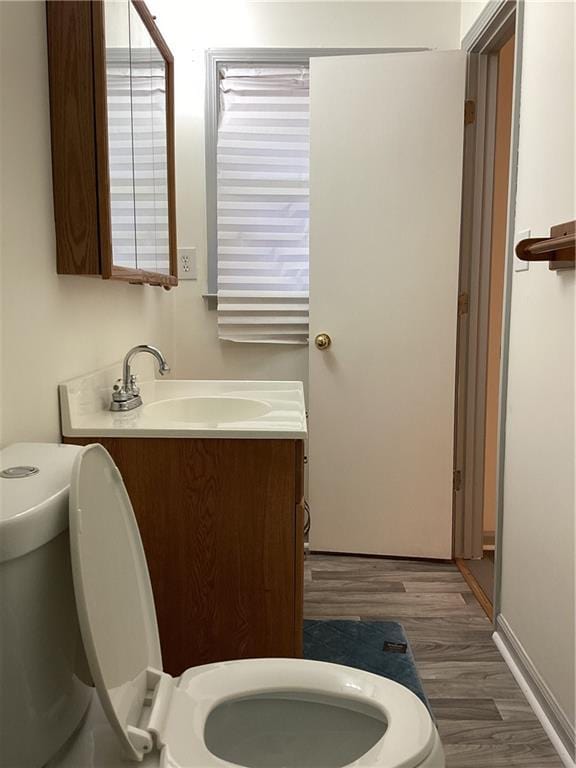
xmin=52 ymin=660 xmax=444 ymax=768
xmin=57 ymin=443 xmax=445 ymax=768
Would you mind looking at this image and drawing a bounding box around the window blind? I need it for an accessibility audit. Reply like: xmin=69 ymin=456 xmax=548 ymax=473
xmin=216 ymin=65 xmax=310 ymax=344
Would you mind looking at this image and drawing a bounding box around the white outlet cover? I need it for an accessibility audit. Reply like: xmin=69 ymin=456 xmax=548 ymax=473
xmin=178 ymin=247 xmax=197 ymax=280
xmin=515 ymin=230 xmax=530 ymax=272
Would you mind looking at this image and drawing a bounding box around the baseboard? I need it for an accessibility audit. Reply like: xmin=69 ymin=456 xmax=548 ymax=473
xmin=494 ymin=615 xmax=575 ymax=767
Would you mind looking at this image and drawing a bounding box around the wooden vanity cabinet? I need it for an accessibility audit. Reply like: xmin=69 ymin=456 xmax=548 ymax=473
xmin=64 ymin=437 xmax=305 ymax=676
xmin=46 ymin=1 xmax=177 ymax=288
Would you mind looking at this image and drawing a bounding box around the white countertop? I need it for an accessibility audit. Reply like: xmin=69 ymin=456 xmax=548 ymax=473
xmin=59 ymin=364 xmax=307 ymax=440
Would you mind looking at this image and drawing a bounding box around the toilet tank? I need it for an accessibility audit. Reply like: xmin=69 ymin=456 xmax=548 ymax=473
xmin=0 ymin=443 xmax=92 ymax=768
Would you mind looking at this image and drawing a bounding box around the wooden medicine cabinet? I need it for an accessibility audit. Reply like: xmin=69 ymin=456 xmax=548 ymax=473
xmin=46 ymin=1 xmax=177 ymax=288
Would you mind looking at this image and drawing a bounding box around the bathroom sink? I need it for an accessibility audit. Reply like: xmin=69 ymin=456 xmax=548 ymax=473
xmin=142 ymin=396 xmax=272 ymax=424
xmin=59 ymin=364 xmax=307 ymax=439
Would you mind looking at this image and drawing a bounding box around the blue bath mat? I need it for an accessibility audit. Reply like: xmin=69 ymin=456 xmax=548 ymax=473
xmin=303 ymin=620 xmax=431 ymax=713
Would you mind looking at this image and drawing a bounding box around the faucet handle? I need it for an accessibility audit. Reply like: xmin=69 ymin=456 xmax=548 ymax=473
xmin=129 ymin=374 xmax=140 ymax=396
xmin=112 ymin=379 xmax=131 ymax=403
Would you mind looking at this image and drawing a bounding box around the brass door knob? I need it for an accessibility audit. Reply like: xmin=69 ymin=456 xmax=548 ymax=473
xmin=314 ymin=333 xmax=332 ymax=350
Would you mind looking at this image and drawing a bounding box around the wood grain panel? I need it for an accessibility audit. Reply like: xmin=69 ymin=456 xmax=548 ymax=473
xmin=294 ymin=499 xmax=305 ymax=656
xmin=429 ymin=698 xmax=503 ymax=722
xmin=403 ymin=581 xmax=472 ymax=593
xmin=411 ymin=638 xmax=502 ymax=662
xmin=293 ymin=440 xmax=305 ymax=656
xmin=443 ymin=743 xmax=562 ymax=767
xmin=46 ymin=1 xmax=101 ymax=275
xmin=439 ymin=719 xmax=556 ymax=745
xmin=65 ymin=437 xmax=304 ymax=674
xmin=90 ymin=0 xmax=113 ymax=277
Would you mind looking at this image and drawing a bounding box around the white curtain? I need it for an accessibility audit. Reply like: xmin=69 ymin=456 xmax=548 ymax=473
xmin=216 ymin=65 xmax=310 ymax=344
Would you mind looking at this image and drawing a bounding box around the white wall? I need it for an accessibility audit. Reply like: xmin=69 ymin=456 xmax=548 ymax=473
xmin=500 ymin=0 xmax=575 ymax=730
xmin=0 ymin=1 xmax=175 ymax=447
xmin=461 ymin=0 xmax=575 ymax=734
xmin=459 ymin=0 xmax=489 ymax=40
xmin=149 ymin=0 xmax=461 ymax=389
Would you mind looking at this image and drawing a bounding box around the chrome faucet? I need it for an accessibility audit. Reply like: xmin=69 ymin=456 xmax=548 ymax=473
xmin=110 ymin=345 xmax=170 ymax=412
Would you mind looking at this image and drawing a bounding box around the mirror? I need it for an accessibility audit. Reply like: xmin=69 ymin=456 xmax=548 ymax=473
xmin=129 ymin=2 xmax=170 ymax=275
xmin=104 ymin=0 xmax=137 ymax=270
xmin=104 ymin=0 xmax=171 ymax=275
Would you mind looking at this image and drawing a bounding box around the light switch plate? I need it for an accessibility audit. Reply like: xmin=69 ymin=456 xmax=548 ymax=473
xmin=515 ymin=230 xmax=530 ymax=272
xmin=178 ymin=247 xmax=197 ymax=280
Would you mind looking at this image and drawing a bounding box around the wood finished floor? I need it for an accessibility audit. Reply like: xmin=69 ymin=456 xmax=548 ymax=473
xmin=304 ymin=554 xmax=563 ymax=768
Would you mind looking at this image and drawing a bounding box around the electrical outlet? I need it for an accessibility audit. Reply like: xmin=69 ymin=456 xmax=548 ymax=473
xmin=515 ymin=230 xmax=530 ymax=272
xmin=178 ymin=247 xmax=197 ymax=280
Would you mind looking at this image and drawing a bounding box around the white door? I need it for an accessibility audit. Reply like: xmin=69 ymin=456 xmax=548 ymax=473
xmin=309 ymin=51 xmax=466 ymax=559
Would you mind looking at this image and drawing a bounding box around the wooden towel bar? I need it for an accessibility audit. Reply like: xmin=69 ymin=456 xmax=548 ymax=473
xmin=515 ymin=220 xmax=575 ymax=271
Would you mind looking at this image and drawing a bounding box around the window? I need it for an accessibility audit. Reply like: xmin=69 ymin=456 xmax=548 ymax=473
xmin=215 ymin=64 xmax=310 ymax=344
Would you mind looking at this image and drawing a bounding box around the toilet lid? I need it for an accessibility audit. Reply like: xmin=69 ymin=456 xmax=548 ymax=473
xmin=69 ymin=444 xmax=163 ymax=761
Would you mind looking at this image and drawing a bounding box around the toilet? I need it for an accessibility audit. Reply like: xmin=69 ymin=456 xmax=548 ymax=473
xmin=0 ymin=443 xmax=444 ymax=768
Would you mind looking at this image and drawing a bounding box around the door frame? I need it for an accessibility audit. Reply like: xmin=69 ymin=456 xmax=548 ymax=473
xmin=453 ymin=1 xmax=523 ymax=622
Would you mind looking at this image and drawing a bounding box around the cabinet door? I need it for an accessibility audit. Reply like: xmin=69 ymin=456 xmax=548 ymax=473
xmin=63 ymin=436 xmax=299 ymax=674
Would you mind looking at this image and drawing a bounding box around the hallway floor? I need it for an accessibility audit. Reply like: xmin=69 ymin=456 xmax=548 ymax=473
xmin=304 ymin=554 xmax=563 ymax=768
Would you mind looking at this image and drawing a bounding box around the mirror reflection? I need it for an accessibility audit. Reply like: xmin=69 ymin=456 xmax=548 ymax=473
xmin=104 ymin=0 xmax=137 ymax=270
xmin=104 ymin=0 xmax=170 ymax=274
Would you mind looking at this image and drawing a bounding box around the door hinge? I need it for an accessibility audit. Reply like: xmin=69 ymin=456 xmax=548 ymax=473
xmin=458 ymin=292 xmax=470 ymax=316
xmin=453 ymin=470 xmax=462 ymax=492
xmin=464 ymin=100 xmax=476 ymax=125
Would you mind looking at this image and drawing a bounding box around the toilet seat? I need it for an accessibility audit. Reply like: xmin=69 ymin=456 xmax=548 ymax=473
xmin=162 ymin=657 xmax=435 ymax=767
xmin=68 ymin=445 xmax=439 ymax=768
